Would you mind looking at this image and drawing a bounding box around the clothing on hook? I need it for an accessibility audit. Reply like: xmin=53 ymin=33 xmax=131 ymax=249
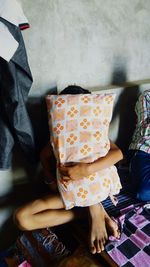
xmin=0 ymin=17 xmax=35 ymax=169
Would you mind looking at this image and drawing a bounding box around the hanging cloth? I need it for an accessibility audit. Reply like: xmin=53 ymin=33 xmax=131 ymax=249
xmin=0 ymin=0 xmax=35 ymax=169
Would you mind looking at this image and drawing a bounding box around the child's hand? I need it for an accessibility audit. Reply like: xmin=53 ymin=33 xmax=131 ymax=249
xmin=58 ymin=163 xmax=90 ymax=181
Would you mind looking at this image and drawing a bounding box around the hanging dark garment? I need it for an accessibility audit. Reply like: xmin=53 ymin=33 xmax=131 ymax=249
xmin=0 ymin=17 xmax=35 ymax=169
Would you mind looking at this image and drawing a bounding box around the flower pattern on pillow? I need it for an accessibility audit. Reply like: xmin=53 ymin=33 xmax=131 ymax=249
xmin=46 ymin=93 xmax=122 ymax=209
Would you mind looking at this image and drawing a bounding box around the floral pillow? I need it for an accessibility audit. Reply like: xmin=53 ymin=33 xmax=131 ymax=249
xmin=46 ymin=93 xmax=121 ymax=209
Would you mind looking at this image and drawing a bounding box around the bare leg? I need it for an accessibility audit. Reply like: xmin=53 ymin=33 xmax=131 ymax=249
xmin=104 ymin=210 xmax=120 ymax=239
xmin=14 ymin=194 xmax=83 ymax=231
xmin=14 ymin=194 xmax=119 ymax=254
xmin=88 ymin=203 xmax=120 ymax=254
xmin=88 ymin=203 xmax=108 ymax=254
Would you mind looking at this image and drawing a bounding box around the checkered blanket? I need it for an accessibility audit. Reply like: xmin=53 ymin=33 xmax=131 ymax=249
xmin=105 ymin=204 xmax=150 ymax=267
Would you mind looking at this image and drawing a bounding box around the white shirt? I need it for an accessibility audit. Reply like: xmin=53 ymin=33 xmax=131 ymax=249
xmin=0 ymin=0 xmax=28 ymax=26
xmin=0 ymin=22 xmax=18 ymax=61
xmin=0 ymin=0 xmax=28 ymax=62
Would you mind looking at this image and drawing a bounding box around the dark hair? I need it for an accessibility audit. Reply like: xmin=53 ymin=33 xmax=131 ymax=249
xmin=59 ymin=85 xmax=91 ymax=95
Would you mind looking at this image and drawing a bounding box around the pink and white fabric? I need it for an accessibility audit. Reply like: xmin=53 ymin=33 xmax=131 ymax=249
xmin=46 ymin=93 xmax=122 ymax=209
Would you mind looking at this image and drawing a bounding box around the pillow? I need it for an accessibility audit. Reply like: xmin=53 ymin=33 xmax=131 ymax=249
xmin=46 ymin=93 xmax=121 ymax=209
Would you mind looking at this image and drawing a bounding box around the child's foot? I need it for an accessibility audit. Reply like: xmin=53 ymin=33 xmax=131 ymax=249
xmin=88 ymin=203 xmax=108 ymax=254
xmin=104 ymin=210 xmax=120 ymax=239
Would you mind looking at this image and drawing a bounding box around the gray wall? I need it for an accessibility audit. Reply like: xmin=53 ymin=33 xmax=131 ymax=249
xmin=20 ymin=0 xmax=150 ymax=95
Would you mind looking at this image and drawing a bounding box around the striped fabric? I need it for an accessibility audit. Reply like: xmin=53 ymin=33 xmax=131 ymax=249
xmin=129 ymin=90 xmax=150 ymax=153
xmin=102 ymin=191 xmax=142 ymax=218
xmin=101 ymin=168 xmax=143 ymax=218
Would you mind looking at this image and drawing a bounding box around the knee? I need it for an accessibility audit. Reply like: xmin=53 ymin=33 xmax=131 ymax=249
xmin=14 ymin=207 xmax=32 ymax=231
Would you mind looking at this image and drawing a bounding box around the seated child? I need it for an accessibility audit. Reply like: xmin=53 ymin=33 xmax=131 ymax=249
xmin=14 ymin=85 xmax=123 ymax=255
xmin=128 ymin=89 xmax=150 ymax=201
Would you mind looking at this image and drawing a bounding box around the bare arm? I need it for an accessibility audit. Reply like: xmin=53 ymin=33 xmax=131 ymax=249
xmin=59 ymin=141 xmax=123 ymax=180
xmin=88 ymin=141 xmax=123 ymax=174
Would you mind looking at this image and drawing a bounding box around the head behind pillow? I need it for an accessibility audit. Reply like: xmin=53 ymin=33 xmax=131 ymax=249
xmin=59 ymin=85 xmax=91 ymax=95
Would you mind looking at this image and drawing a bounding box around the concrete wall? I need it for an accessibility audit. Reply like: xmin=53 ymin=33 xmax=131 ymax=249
xmin=20 ymin=0 xmax=150 ymax=95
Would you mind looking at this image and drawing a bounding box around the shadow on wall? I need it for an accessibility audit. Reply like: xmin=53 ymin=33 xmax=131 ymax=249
xmin=27 ymin=86 xmax=58 ymax=153
xmin=11 ymin=86 xmax=57 ymax=182
xmin=111 ymin=67 xmax=140 ymax=154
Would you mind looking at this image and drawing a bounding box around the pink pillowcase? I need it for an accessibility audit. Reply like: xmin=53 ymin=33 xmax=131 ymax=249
xmin=46 ymin=93 xmax=121 ymax=209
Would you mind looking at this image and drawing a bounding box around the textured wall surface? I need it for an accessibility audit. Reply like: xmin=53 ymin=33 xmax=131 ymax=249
xmin=20 ymin=0 xmax=150 ymax=94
